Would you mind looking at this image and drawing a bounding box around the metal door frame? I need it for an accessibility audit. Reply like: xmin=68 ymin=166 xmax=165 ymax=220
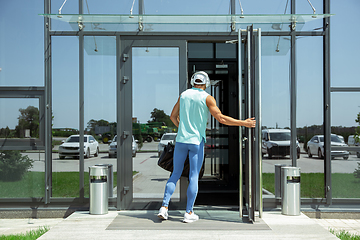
xmin=238 ymin=26 xmax=262 ymax=222
xmin=117 ymin=37 xmax=187 ymax=210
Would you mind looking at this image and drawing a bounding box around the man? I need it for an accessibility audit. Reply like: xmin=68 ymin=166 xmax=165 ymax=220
xmin=158 ymin=71 xmax=256 ymax=223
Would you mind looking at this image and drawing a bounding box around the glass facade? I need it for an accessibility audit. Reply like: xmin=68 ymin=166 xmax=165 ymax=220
xmin=2 ymin=0 xmax=359 ymax=213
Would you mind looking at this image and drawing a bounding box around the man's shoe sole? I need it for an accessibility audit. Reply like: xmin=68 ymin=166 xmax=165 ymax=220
xmin=157 ymin=214 xmax=168 ymax=220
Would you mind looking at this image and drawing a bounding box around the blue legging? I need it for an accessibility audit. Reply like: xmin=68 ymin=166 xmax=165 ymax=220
xmin=161 ymin=139 xmax=204 ymax=213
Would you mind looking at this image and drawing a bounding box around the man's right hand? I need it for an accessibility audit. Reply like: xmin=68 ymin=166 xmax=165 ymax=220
xmin=244 ymin=117 xmax=256 ymax=128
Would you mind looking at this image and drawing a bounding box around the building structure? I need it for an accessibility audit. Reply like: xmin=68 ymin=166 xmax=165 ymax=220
xmin=1 ymin=0 xmax=360 ymax=222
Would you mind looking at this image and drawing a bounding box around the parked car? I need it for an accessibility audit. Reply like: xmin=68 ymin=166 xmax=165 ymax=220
xmin=348 ymin=135 xmax=360 ymax=158
xmin=58 ymin=135 xmax=99 ymax=159
xmin=109 ymin=135 xmax=138 ymax=158
xmin=262 ymin=129 xmax=300 ymax=159
xmin=158 ymin=133 xmax=177 ymax=157
xmin=307 ymin=134 xmax=349 ymax=160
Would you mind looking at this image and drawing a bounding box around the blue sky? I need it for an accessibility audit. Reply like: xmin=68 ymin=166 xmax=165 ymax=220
xmin=0 ymin=0 xmax=359 ymax=131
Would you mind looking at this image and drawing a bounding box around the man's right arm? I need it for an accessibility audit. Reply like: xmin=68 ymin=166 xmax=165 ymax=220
xmin=206 ymin=95 xmax=256 ymax=128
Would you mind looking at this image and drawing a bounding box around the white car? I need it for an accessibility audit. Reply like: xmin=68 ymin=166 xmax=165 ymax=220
xmin=307 ymin=134 xmax=349 ymax=160
xmin=109 ymin=135 xmax=138 ymax=158
xmin=58 ymin=135 xmax=99 ymax=159
xmin=262 ymin=129 xmax=300 ymax=159
xmin=158 ymin=133 xmax=177 ymax=157
xmin=348 ymin=135 xmax=360 ymax=158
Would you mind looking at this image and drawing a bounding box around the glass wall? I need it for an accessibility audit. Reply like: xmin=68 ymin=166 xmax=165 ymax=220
xmin=84 ymin=36 xmax=116 ymax=198
xmin=132 ymin=47 xmax=179 ymax=201
xmin=0 ymin=1 xmax=43 ymax=86
xmin=261 ymin=36 xmax=291 ymax=197
xmin=51 ymin=37 xmax=79 ymax=198
xmin=331 ymin=92 xmax=360 ymax=198
xmin=0 ymin=99 xmax=44 ymax=198
xmin=296 ymin=37 xmax=324 ymax=198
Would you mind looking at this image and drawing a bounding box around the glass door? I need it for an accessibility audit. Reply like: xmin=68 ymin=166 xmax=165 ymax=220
xmin=117 ymin=38 xmax=187 ymax=209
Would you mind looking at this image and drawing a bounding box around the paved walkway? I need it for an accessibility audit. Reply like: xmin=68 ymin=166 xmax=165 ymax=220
xmin=2 ymin=210 xmax=360 ymax=239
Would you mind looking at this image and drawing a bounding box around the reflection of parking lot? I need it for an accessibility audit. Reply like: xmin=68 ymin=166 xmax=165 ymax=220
xmin=262 ymin=152 xmax=360 ymax=173
xmin=25 ymin=142 xmax=359 ymax=174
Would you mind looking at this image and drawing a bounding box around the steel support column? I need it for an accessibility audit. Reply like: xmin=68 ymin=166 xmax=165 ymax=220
xmin=290 ymin=0 xmax=297 ymax=167
xmin=44 ymin=0 xmax=52 ymax=204
xmin=79 ymin=0 xmax=85 ymax=201
xmin=323 ymin=0 xmax=332 ymax=205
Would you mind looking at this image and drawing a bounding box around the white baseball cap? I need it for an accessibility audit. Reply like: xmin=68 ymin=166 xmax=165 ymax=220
xmin=190 ymin=71 xmax=211 ymax=88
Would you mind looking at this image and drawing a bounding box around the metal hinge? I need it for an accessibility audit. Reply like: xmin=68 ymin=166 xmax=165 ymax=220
xmin=122 ymin=76 xmax=129 ymax=84
xmin=123 ymin=131 xmax=130 ymax=139
xmin=123 ymin=186 xmax=130 ymax=194
xmin=123 ymin=54 xmax=129 ymax=62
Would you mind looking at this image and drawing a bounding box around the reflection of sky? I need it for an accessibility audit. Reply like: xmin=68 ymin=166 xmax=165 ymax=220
xmin=132 ymin=48 xmax=179 ymax=123
xmin=0 ymin=1 xmax=360 ymax=129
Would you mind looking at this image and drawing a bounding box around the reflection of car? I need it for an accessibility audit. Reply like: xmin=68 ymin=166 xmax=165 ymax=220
xmin=307 ymin=134 xmax=349 ymax=160
xmin=158 ymin=133 xmax=177 ymax=157
xmin=109 ymin=135 xmax=138 ymax=158
xmin=59 ymin=135 xmax=99 ymax=159
xmin=262 ymin=129 xmax=300 ymax=159
xmin=348 ymin=135 xmax=360 ymax=158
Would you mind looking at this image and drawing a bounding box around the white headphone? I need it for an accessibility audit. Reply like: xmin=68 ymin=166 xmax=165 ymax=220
xmin=190 ymin=71 xmax=211 ymax=88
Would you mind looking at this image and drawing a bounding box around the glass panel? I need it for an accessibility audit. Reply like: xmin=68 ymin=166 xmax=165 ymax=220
xmin=1 ymin=2 xmax=43 ymax=86
xmin=261 ymin=36 xmax=291 ymax=198
xmin=188 ymin=43 xmax=213 ymax=59
xmin=0 ymin=98 xmax=39 ymax=138
xmin=216 ymin=43 xmax=236 ymax=59
xmin=296 ymin=37 xmax=324 ymax=198
xmin=0 ymin=99 xmax=43 ymax=198
xmin=50 ymin=0 xmax=79 ymax=31
xmin=330 ymin=2 xmax=360 ymax=87
xmin=42 ymin=13 xmax=332 ymax=32
xmin=331 ymin=92 xmax=360 ymax=198
xmin=132 ymin=47 xmax=179 ymax=201
xmin=0 ymin=150 xmax=44 ymax=198
xmin=84 ymin=36 xmax=116 ymax=198
xmin=51 ymin=37 xmax=80 ymax=198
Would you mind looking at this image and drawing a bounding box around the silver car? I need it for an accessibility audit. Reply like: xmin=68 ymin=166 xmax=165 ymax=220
xmin=158 ymin=133 xmax=177 ymax=157
xmin=307 ymin=134 xmax=349 ymax=160
xmin=109 ymin=135 xmax=138 ymax=158
xmin=58 ymin=135 xmax=99 ymax=159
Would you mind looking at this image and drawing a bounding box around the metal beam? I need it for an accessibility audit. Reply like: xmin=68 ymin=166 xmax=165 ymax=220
xmin=290 ymin=0 xmax=297 ymax=167
xmin=331 ymin=87 xmax=360 ymax=92
xmin=79 ymin=0 xmax=85 ymax=202
xmin=323 ymin=0 xmax=332 ymax=205
xmin=44 ymin=0 xmax=52 ymax=204
xmin=48 ymin=30 xmax=326 ymax=37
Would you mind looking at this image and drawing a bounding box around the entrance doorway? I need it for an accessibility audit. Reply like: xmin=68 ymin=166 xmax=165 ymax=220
xmin=118 ymin=29 xmax=262 ymax=221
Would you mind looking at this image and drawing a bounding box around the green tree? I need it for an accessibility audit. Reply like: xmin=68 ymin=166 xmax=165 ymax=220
xmin=15 ymin=106 xmax=39 ymax=138
xmin=0 ymin=150 xmax=34 ymax=181
xmin=0 ymin=126 xmax=11 ymax=138
xmin=86 ymin=119 xmax=110 ymax=135
xmin=148 ymin=108 xmax=174 ymax=128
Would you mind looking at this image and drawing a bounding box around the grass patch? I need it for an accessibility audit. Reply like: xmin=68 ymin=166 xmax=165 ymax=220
xmin=263 ymin=173 xmax=325 ymax=198
xmin=0 ymin=171 xmax=138 ymax=198
xmin=332 ymin=173 xmax=360 ymax=198
xmin=330 ymin=229 xmax=360 ymax=240
xmin=0 ymin=226 xmax=49 ymax=240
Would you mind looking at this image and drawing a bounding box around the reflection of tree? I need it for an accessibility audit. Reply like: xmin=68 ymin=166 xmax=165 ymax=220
xmin=0 ymin=127 xmax=11 ymax=138
xmin=87 ymin=119 xmax=109 ymax=134
xmin=15 ymin=106 xmax=39 ymax=138
xmin=148 ymin=108 xmax=175 ymax=128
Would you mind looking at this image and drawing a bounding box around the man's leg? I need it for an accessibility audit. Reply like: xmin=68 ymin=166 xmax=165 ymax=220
xmin=185 ymin=140 xmax=204 ymax=213
xmin=161 ymin=142 xmax=188 ymax=208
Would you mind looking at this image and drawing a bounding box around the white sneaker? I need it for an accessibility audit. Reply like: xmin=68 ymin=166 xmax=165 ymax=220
xmin=157 ymin=207 xmax=168 ymax=220
xmin=183 ymin=212 xmax=199 ymax=223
